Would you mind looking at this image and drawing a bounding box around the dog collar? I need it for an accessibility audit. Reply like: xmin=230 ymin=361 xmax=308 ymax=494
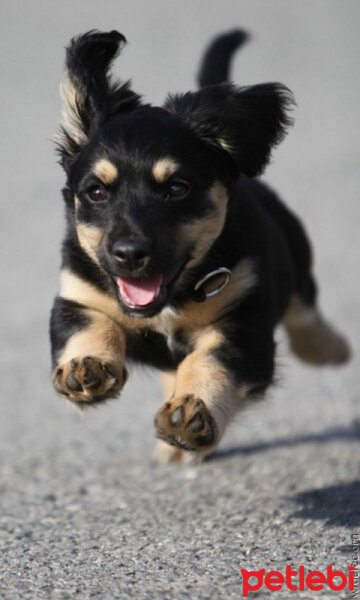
xmin=192 ymin=267 xmax=231 ymax=302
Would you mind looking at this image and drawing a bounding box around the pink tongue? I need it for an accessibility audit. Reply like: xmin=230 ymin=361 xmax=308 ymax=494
xmin=116 ymin=275 xmax=163 ymax=307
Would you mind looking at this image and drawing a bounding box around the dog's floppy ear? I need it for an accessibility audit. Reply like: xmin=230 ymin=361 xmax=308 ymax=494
xmin=58 ymin=30 xmax=141 ymax=170
xmin=164 ymin=83 xmax=294 ymax=177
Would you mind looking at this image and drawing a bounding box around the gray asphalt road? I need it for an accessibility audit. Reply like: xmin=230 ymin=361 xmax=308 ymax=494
xmin=1 ymin=1 xmax=360 ymax=598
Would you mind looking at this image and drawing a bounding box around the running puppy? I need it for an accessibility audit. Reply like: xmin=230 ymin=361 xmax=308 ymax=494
xmin=50 ymin=30 xmax=350 ymax=462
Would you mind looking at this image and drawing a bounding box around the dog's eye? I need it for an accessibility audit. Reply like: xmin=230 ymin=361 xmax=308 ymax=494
xmin=167 ymin=180 xmax=190 ymax=200
xmin=86 ymin=185 xmax=109 ymax=203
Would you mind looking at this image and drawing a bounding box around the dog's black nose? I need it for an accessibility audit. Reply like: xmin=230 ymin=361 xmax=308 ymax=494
xmin=111 ymin=239 xmax=151 ymax=272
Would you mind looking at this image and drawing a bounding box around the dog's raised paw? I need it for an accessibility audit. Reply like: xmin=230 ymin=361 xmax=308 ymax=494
xmin=154 ymin=394 xmax=217 ymax=451
xmin=52 ymin=356 xmax=127 ymax=405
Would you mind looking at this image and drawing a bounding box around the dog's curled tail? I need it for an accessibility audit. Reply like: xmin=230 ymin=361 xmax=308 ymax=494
xmin=197 ymin=29 xmax=249 ymax=88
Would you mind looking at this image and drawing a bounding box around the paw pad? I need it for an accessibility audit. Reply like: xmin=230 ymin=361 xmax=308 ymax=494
xmin=52 ymin=356 xmax=127 ymax=405
xmin=154 ymin=394 xmax=217 ymax=452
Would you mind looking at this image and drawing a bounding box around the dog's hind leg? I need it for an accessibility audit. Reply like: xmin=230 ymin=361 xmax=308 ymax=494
xmin=282 ymin=294 xmax=350 ymax=366
xmin=261 ymin=190 xmax=351 ymax=366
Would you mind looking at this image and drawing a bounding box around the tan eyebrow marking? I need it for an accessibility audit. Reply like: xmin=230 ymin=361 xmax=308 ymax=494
xmin=93 ymin=159 xmax=118 ymax=185
xmin=152 ymin=158 xmax=179 ymax=183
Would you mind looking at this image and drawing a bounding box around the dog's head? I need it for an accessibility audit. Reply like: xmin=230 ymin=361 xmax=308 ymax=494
xmin=58 ymin=30 xmax=293 ymax=317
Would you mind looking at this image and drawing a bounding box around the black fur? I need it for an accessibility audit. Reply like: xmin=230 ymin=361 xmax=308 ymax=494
xmin=165 ymin=83 xmax=294 ymax=177
xmin=50 ymin=297 xmax=91 ymax=366
xmin=50 ymin=29 xmax=348 ymax=437
xmin=52 ymin=30 xmax=304 ymax=381
xmin=58 ymin=30 xmax=142 ymax=171
xmin=197 ymin=29 xmax=249 ymax=87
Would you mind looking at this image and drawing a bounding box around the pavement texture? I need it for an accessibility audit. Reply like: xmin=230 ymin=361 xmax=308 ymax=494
xmin=1 ymin=1 xmax=360 ymax=598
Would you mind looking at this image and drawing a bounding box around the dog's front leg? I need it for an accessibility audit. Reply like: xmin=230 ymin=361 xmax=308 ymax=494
xmin=154 ymin=313 xmax=275 ymax=460
xmin=50 ymin=297 xmax=128 ymax=407
xmin=154 ymin=328 xmax=244 ymax=458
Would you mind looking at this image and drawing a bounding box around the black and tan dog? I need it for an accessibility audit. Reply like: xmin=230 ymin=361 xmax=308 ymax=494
xmin=50 ymin=29 xmax=350 ymax=462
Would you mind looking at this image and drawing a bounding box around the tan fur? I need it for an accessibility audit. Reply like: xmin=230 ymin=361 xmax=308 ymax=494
xmin=60 ymin=256 xmax=256 ymax=340
xmin=53 ymin=307 xmax=127 ymax=404
xmin=59 ymin=74 xmax=87 ymax=147
xmin=152 ymin=157 xmax=179 ymax=182
xmin=283 ymin=295 xmax=350 ymax=365
xmin=59 ymin=258 xmax=254 ymax=450
xmin=171 ymin=327 xmax=246 ymax=442
xmin=161 ymin=371 xmax=176 ymax=401
xmin=58 ymin=309 xmax=126 ymax=366
xmin=60 ymin=269 xmax=141 ymax=329
xmin=158 ymin=259 xmax=256 ymax=336
xmin=154 ymin=323 xmax=250 ymax=461
xmin=173 ymin=330 xmax=227 ymax=402
xmin=216 ymin=138 xmax=235 ymax=154
xmin=154 ymin=372 xmax=193 ymax=463
xmin=179 ymin=182 xmax=228 ymax=268
xmin=60 ymin=269 xmax=164 ymax=333
xmin=93 ymin=158 xmax=118 ymax=185
xmin=190 ymin=328 xmax=224 ymax=354
xmin=75 ymin=220 xmax=103 ymax=266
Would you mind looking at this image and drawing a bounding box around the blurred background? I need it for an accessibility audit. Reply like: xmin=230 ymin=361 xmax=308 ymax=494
xmin=1 ymin=1 xmax=359 ymax=598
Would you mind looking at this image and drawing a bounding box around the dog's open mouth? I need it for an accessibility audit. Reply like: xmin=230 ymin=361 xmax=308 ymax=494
xmin=116 ymin=275 xmax=163 ymax=311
